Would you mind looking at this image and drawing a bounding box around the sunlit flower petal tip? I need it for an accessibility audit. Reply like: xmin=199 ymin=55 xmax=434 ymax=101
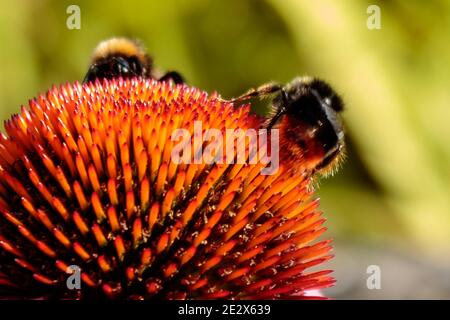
xmin=0 ymin=78 xmax=335 ymax=299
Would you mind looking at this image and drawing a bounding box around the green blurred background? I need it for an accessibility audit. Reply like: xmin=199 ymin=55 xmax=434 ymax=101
xmin=1 ymin=0 xmax=449 ymax=298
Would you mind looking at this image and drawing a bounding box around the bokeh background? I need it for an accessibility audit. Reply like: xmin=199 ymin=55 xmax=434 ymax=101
xmin=1 ymin=0 xmax=449 ymax=299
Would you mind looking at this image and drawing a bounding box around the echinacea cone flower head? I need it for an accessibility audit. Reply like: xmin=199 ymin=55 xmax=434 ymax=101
xmin=0 ymin=78 xmax=334 ymax=299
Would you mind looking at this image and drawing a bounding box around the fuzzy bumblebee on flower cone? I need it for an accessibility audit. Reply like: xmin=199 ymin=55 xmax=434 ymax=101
xmin=0 ymin=38 xmax=344 ymax=300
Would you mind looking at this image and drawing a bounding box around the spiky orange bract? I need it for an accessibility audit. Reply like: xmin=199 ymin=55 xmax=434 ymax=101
xmin=0 ymin=78 xmax=334 ymax=299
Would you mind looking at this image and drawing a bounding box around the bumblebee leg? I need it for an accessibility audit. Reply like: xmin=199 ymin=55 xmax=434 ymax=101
xmin=159 ymin=71 xmax=185 ymax=84
xmin=83 ymin=65 xmax=99 ymax=84
xmin=230 ymin=82 xmax=283 ymax=102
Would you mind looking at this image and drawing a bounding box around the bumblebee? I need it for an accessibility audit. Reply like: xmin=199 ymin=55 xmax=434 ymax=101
xmin=83 ymin=37 xmax=184 ymax=84
xmin=229 ymin=77 xmax=345 ymax=176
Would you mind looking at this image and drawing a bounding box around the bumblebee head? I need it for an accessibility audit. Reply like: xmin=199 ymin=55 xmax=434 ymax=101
xmin=83 ymin=38 xmax=151 ymax=83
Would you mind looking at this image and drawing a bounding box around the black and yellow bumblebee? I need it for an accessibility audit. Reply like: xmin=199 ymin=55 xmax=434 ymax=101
xmin=228 ymin=77 xmax=345 ymax=176
xmin=83 ymin=37 xmax=184 ymax=84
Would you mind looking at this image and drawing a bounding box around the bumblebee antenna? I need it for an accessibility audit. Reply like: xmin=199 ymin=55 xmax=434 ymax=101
xmin=266 ymin=89 xmax=289 ymax=130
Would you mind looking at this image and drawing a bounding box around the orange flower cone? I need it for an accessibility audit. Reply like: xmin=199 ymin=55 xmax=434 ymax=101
xmin=0 ymin=78 xmax=334 ymax=299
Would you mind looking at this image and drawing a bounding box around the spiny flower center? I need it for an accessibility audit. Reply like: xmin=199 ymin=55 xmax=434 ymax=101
xmin=0 ymin=78 xmax=334 ymax=299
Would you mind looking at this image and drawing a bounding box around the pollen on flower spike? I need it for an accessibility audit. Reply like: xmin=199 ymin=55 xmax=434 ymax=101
xmin=0 ymin=78 xmax=334 ymax=299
